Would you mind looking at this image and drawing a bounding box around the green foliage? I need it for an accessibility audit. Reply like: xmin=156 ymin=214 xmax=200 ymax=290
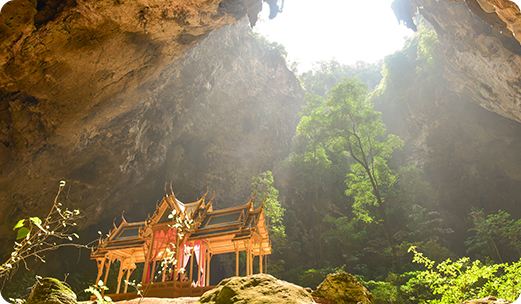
xmin=84 ymin=280 xmax=112 ymax=304
xmin=364 ymin=279 xmax=399 ymax=304
xmin=249 ymin=30 xmax=291 ymax=68
xmin=251 ymin=171 xmax=286 ymax=278
xmin=296 ymin=265 xmax=346 ymax=289
xmin=275 ymin=18 xmax=458 ymax=283
xmin=300 ymin=60 xmax=383 ymax=97
xmin=408 ymin=246 xmax=521 ymax=304
xmin=396 ymin=204 xmax=453 ymax=245
xmin=251 ymin=171 xmax=286 ymax=241
xmin=0 ymin=270 xmax=37 ymax=301
xmin=416 ymin=28 xmax=438 ymax=74
xmin=465 ymin=209 xmax=521 ymax=263
xmin=395 ymin=165 xmax=438 ymax=207
xmin=322 ymin=78 xmax=403 ymax=224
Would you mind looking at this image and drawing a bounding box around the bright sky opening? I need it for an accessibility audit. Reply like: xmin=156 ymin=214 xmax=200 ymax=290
xmin=253 ymin=0 xmax=415 ymax=72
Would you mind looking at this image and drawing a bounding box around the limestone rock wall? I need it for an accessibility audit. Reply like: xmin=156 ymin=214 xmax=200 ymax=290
xmin=0 ymin=0 xmax=264 ymax=162
xmin=413 ymin=0 xmax=521 ymax=122
xmin=0 ymin=13 xmax=303 ymax=263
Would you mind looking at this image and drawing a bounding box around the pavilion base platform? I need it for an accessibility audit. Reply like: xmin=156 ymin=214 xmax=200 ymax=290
xmin=97 ymin=282 xmax=216 ymax=302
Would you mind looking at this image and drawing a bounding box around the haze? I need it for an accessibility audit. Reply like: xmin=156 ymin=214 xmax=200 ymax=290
xmin=254 ymin=0 xmax=415 ymax=72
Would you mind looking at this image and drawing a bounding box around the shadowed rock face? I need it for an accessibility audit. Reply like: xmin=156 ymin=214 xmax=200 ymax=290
xmin=0 ymin=0 xmax=264 ymax=161
xmin=414 ymin=0 xmax=521 ymax=123
xmin=374 ymin=0 xmax=521 ymax=255
xmin=0 ymin=0 xmax=302 ymax=263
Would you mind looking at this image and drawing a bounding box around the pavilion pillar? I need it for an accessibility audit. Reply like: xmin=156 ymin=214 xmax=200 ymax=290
xmin=206 ymin=251 xmax=212 ymax=286
xmin=102 ymin=256 xmax=112 ymax=295
xmin=95 ymin=258 xmax=105 ymax=284
xmin=162 ymin=259 xmax=167 ymax=282
xmin=203 ymin=249 xmax=207 ymax=286
xmin=197 ymin=244 xmax=202 ymax=286
xmin=234 ymin=243 xmax=239 ymax=277
xmin=246 ymin=241 xmax=251 ymax=276
xmin=174 ymin=235 xmax=181 ymax=283
xmin=250 ymin=251 xmax=253 ymax=275
xmin=123 ymin=268 xmax=134 ymax=293
xmin=150 ymin=259 xmax=158 ymax=282
xmin=116 ymin=261 xmax=125 ymax=294
xmin=142 ymin=230 xmax=157 ymax=283
xmin=189 ymin=245 xmax=194 ymax=284
xmin=259 ymin=252 xmax=263 ymax=274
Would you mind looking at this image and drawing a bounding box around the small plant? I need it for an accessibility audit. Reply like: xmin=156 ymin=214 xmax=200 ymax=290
xmin=85 ymin=280 xmax=112 ymax=304
xmin=0 ymin=181 xmax=85 ymax=289
xmin=124 ymin=279 xmax=143 ymax=298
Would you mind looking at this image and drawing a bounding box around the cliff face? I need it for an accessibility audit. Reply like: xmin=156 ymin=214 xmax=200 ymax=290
xmin=377 ymin=0 xmax=521 ymax=253
xmin=0 ymin=0 xmax=264 ymax=162
xmin=412 ymin=0 xmax=521 ymax=123
xmin=0 ymin=0 xmax=302 ymax=260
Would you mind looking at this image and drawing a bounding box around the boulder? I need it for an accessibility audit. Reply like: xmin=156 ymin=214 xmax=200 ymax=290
xmin=197 ymin=274 xmax=315 ymax=304
xmin=312 ymin=273 xmax=373 ymax=304
xmin=26 ymin=277 xmax=76 ymax=304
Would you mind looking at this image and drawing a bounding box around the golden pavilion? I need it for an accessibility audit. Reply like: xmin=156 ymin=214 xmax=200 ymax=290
xmin=90 ymin=189 xmax=271 ymax=300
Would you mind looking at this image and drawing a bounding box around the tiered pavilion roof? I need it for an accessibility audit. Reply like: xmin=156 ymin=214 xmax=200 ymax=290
xmin=91 ymin=189 xmax=271 ymax=300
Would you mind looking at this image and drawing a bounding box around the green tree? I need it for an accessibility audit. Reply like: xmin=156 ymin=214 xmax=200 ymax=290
xmin=251 ymin=171 xmax=285 ymax=243
xmin=300 ymin=60 xmax=383 ymax=97
xmin=293 ymin=94 xmax=331 ymax=208
xmin=251 ymin=171 xmax=286 ymax=276
xmin=322 ymin=78 xmax=403 ymax=270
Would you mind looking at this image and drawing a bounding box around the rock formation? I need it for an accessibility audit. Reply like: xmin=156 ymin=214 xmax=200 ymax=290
xmin=26 ymin=277 xmax=77 ymax=304
xmin=0 ymin=0 xmax=303 ymax=267
xmin=373 ymin=18 xmax=521 ymax=255
xmin=458 ymin=296 xmax=512 ymax=304
xmin=411 ymin=0 xmax=521 ymax=123
xmin=197 ymin=274 xmax=316 ymax=304
xmin=311 ymin=273 xmax=373 ymax=304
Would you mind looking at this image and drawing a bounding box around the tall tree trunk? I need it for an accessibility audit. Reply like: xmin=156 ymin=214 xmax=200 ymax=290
xmin=367 ymin=170 xmax=401 ymax=273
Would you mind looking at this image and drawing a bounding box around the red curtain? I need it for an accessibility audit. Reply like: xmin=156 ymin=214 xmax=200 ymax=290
xmin=145 ymin=229 xmax=176 ymax=283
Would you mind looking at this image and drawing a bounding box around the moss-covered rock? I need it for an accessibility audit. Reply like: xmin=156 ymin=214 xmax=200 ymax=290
xmin=197 ymin=274 xmax=315 ymax=304
xmin=26 ymin=278 xmax=77 ymax=304
xmin=312 ymin=273 xmax=373 ymax=304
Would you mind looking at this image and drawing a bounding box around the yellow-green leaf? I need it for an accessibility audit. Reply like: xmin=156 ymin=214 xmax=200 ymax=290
xmin=13 ymin=219 xmax=25 ymax=230
xmin=29 ymin=217 xmax=42 ymax=225
xmin=16 ymin=227 xmax=30 ymax=240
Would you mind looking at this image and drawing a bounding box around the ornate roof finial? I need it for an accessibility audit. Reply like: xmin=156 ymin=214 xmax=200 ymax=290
xmin=248 ymin=190 xmax=257 ymax=209
xmin=202 ymin=187 xmax=209 ymax=200
xmin=209 ymin=191 xmax=216 ymax=204
xmin=121 ymin=210 xmax=128 ymax=224
xmin=259 ymin=194 xmax=267 ymax=211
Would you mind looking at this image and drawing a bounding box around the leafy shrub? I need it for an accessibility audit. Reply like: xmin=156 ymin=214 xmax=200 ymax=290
xmin=407 ymin=246 xmax=521 ymax=304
